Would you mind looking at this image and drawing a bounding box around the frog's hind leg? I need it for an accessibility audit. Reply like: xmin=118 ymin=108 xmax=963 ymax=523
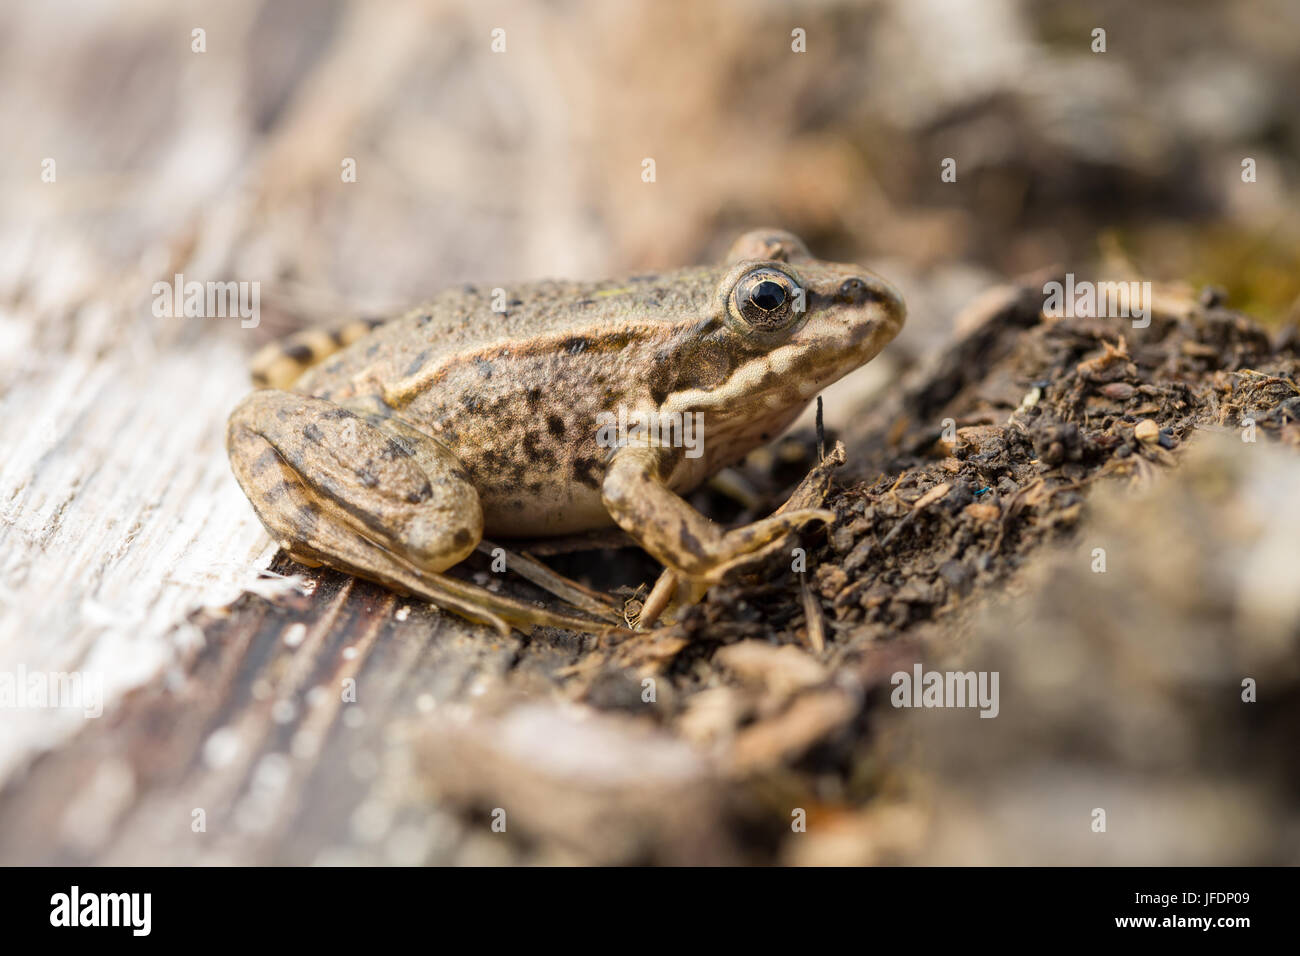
xmin=227 ymin=390 xmax=617 ymax=635
xmin=249 ymin=317 xmax=385 ymax=389
xmin=476 ymin=538 xmax=624 ymax=623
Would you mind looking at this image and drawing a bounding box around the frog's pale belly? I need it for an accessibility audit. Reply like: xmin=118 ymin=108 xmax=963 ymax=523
xmin=479 ymin=471 xmax=611 ymax=536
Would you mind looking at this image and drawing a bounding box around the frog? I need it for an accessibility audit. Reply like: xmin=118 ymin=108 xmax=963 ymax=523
xmin=227 ymin=229 xmax=905 ymax=635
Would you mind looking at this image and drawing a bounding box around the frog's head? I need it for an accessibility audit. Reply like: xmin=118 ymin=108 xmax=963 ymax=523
xmin=661 ymin=229 xmax=905 ymax=441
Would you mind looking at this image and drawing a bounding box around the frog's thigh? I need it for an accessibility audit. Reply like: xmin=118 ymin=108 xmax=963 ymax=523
xmin=227 ymin=390 xmax=482 ymax=572
xmin=600 ymin=445 xmax=833 ymax=577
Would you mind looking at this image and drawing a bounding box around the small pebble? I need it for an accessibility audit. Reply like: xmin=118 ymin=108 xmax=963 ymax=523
xmin=964 ymin=502 xmax=1000 ymax=522
xmin=1134 ymin=419 xmax=1160 ymax=443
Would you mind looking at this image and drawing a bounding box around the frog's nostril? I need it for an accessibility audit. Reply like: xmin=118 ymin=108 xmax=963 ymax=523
xmin=841 ymin=277 xmax=904 ymax=319
xmin=837 ymin=277 xmax=869 ymax=304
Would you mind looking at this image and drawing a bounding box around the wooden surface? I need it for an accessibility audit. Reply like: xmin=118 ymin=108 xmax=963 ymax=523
xmin=0 ymin=323 xmax=275 ymax=788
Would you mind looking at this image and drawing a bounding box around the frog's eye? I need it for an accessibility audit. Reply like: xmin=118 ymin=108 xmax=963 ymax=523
xmin=731 ymin=268 xmax=802 ymax=333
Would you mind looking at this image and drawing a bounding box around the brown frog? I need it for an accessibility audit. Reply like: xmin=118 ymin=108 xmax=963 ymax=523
xmin=227 ymin=229 xmax=905 ymax=634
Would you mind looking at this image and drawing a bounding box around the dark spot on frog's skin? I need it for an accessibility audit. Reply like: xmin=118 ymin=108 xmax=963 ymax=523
xmin=461 ymin=393 xmax=483 ymax=413
xmin=453 ymin=528 xmax=471 ymax=547
xmin=607 ymin=329 xmax=637 ymax=350
xmin=462 ymin=285 xmax=478 ymax=295
xmin=546 ymin=414 xmax=566 ymax=438
xmin=509 ymin=299 xmax=523 ymax=307
xmin=405 ymin=349 xmax=431 ymax=377
xmin=322 ymin=407 xmax=351 ymax=420
xmin=561 ymin=336 xmax=590 ymax=355
xmin=525 ymin=387 xmax=543 ymax=408
xmin=418 ymin=313 xmax=433 ymax=326
xmin=406 ymin=482 xmax=433 ymax=504
xmin=647 ymin=365 xmax=671 ymax=405
xmin=261 ymin=481 xmax=289 ymax=504
xmin=482 ymin=451 xmax=526 ymax=485
xmin=355 ymin=466 xmax=379 ymax=488
xmin=572 ymin=457 xmax=602 ymax=489
xmin=678 ymin=522 xmax=704 ymax=559
xmin=576 ymin=299 xmax=594 ymax=307
xmin=285 ymin=343 xmax=314 ymax=363
xmin=303 ymin=423 xmax=324 ymax=444
xmin=366 ymin=343 xmax=381 ymax=358
xmin=522 ymin=432 xmax=556 ymax=467
xmin=380 ymin=438 xmax=414 ymax=459
xmin=802 ymin=289 xmax=839 ymax=315
xmin=475 ymin=358 xmax=494 ymax=379
xmin=325 ymin=361 xmax=344 ymax=376
xmin=251 ymin=447 xmax=279 ymax=476
xmin=296 ymin=504 xmax=320 ymax=534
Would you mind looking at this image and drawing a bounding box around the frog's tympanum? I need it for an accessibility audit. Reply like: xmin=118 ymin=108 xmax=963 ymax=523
xmin=228 ymin=230 xmax=905 ymax=634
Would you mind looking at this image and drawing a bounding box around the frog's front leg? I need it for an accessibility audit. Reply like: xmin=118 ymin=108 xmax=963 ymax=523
xmin=601 ymin=445 xmax=834 ymax=626
xmin=228 ymin=390 xmax=615 ymax=635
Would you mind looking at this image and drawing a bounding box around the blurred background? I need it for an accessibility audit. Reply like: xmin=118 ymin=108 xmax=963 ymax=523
xmin=6 ymin=0 xmax=1299 ymax=345
xmin=1 ymin=0 xmax=1298 ymax=865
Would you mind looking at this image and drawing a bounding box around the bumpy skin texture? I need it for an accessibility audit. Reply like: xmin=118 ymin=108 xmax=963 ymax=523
xmin=227 ymin=229 xmax=905 ymax=633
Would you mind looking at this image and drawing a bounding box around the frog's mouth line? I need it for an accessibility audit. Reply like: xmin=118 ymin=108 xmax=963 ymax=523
xmin=665 ymin=311 xmax=900 ymax=415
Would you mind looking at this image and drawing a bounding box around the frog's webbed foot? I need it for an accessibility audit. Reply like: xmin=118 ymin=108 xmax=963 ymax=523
xmin=601 ymin=445 xmax=835 ymax=628
xmin=228 ymin=390 xmax=616 ymax=635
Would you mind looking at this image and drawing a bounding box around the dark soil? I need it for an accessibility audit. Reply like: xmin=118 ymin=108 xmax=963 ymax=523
xmin=665 ymin=278 xmax=1299 ymax=661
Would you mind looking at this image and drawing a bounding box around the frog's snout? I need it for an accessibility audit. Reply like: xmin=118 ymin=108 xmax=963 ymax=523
xmin=832 ymin=270 xmax=905 ymax=346
xmin=862 ymin=274 xmax=907 ymax=336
